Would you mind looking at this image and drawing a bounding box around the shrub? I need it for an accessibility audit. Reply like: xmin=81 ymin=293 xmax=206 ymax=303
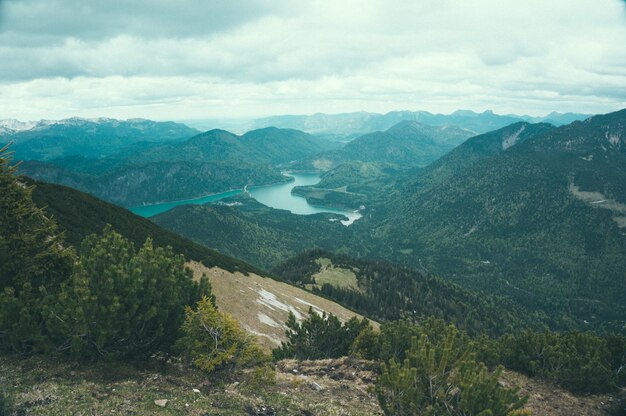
xmin=498 ymin=330 xmax=621 ymax=393
xmin=376 ymin=324 xmax=527 ymax=416
xmin=177 ymin=296 xmax=266 ymax=373
xmin=46 ymin=226 xmax=208 ymax=359
xmin=272 ymin=307 xmax=371 ymax=360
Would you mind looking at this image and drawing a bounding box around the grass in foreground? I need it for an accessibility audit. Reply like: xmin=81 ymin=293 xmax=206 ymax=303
xmin=0 ymin=356 xmax=381 ymax=416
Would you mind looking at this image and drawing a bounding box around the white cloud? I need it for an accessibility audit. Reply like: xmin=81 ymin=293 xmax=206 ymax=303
xmin=0 ymin=0 xmax=625 ymax=120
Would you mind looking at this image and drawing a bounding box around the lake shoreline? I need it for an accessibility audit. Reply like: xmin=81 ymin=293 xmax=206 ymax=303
xmin=130 ymin=177 xmax=293 ymax=208
xmin=130 ymin=172 xmax=361 ymax=225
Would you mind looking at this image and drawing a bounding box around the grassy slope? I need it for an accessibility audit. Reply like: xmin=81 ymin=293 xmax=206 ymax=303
xmin=186 ymin=261 xmax=375 ymax=351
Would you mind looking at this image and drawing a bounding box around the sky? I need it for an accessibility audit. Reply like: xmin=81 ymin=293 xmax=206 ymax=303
xmin=0 ymin=0 xmax=625 ymax=122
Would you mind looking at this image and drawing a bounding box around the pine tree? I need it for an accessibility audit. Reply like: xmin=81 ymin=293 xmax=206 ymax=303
xmin=376 ymin=324 xmax=527 ymax=415
xmin=47 ymin=226 xmax=209 ymax=359
xmin=0 ymin=144 xmax=75 ymax=353
xmin=176 ymin=296 xmax=265 ymax=373
xmin=272 ymin=307 xmax=371 ymax=360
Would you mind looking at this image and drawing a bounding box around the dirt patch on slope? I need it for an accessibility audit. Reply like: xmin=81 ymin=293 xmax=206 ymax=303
xmin=501 ymin=370 xmax=625 ymax=415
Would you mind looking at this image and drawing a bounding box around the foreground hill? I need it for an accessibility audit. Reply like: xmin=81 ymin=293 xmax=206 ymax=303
xmin=29 ymin=179 xmax=263 ymax=275
xmin=19 ymin=126 xmax=334 ymax=206
xmin=365 ymin=109 xmax=626 ymax=330
xmin=28 ymin=178 xmax=372 ymax=346
xmin=2 ymin=353 xmax=622 ymax=415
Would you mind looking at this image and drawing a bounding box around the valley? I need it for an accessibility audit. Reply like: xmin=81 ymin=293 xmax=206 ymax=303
xmin=3 ymin=3 xmax=626 ymax=414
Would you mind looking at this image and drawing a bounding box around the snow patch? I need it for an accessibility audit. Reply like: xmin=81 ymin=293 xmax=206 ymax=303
xmin=502 ymin=125 xmax=526 ymax=150
xmin=256 ymin=288 xmax=303 ymax=320
xmin=0 ymin=119 xmax=37 ymax=131
xmin=293 ymin=297 xmax=325 ymax=315
xmin=257 ymin=312 xmax=281 ymax=328
xmin=607 ymin=133 xmax=621 ymax=146
xmin=242 ymin=325 xmax=282 ymax=346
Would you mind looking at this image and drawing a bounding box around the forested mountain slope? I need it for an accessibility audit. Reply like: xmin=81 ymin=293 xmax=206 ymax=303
xmin=364 ymin=109 xmax=626 ymax=330
xmin=271 ymin=250 xmax=552 ymax=335
xmin=29 ymin=179 xmax=264 ymax=275
xmin=295 ymin=120 xmax=474 ymax=172
xmin=152 ymin=110 xmax=626 ymax=331
xmin=152 ymin=194 xmax=352 ymax=270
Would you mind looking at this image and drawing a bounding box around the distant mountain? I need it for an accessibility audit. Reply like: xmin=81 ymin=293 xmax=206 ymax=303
xmin=341 ymin=121 xmax=474 ymax=166
xmin=249 ymin=110 xmax=592 ymax=138
xmin=523 ymin=111 xmax=594 ymax=126
xmin=15 ymin=124 xmax=334 ymax=206
xmin=133 ymin=127 xmax=337 ymax=166
xmin=295 ymin=120 xmax=475 ymax=172
xmin=1 ymin=117 xmax=200 ymax=160
xmin=361 ymin=109 xmax=626 ymax=329
xmin=20 ymin=159 xmax=285 ymax=207
xmin=414 ymin=122 xmax=556 ymax=186
xmin=288 ymin=121 xmax=476 ymax=210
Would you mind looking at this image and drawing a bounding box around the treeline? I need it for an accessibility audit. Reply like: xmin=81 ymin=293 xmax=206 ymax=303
xmin=272 ymin=250 xmax=552 ymax=336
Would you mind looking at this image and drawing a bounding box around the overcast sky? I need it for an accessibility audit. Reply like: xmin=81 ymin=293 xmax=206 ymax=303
xmin=1 ymin=0 xmax=625 ymax=121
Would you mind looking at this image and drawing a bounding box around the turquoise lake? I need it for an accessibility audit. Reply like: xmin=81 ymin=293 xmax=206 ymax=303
xmin=129 ymin=173 xmax=362 ymax=225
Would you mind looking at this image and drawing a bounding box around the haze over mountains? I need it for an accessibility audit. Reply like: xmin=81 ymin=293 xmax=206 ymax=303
xmin=243 ymin=109 xmax=592 ymax=139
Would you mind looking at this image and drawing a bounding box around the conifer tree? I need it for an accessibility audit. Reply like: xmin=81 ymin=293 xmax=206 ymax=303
xmin=176 ymin=296 xmax=265 ymax=373
xmin=273 ymin=307 xmax=370 ymax=360
xmin=0 ymin=144 xmax=75 ymax=353
xmin=376 ymin=324 xmax=527 ymax=415
xmin=47 ymin=226 xmax=209 ymax=359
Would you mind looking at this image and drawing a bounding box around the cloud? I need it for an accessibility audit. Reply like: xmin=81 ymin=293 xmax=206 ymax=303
xmin=0 ymin=0 xmax=625 ymax=119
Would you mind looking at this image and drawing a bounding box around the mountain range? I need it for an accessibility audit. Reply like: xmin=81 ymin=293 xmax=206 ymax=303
xmin=293 ymin=120 xmax=475 ymax=172
xmin=246 ymin=109 xmax=592 ymax=139
xmin=0 ymin=117 xmax=200 ymax=160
